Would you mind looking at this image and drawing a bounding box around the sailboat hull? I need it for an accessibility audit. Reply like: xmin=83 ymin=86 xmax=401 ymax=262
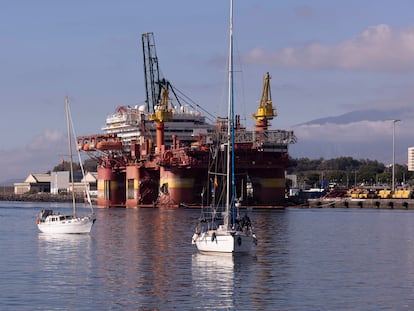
xmin=193 ymin=232 xmax=256 ymax=254
xmin=37 ymin=215 xmax=96 ymax=234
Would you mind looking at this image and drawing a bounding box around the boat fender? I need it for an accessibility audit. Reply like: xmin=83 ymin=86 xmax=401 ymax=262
xmin=211 ymin=232 xmax=216 ymax=242
xmin=192 ymin=233 xmax=199 ymax=244
xmin=237 ymin=236 xmax=242 ymax=246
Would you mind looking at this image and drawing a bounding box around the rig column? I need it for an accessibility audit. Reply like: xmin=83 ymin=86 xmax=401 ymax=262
xmin=97 ymin=166 xmax=125 ymax=207
xmin=159 ymin=167 xmax=196 ymax=206
xmin=125 ymin=165 xmax=140 ymax=208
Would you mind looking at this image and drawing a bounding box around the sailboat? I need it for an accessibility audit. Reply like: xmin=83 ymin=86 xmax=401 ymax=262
xmin=37 ymin=96 xmax=96 ymax=234
xmin=191 ymin=0 xmax=257 ymax=254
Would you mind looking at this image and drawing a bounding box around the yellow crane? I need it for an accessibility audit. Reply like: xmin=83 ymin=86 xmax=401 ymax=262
xmin=251 ymin=72 xmax=276 ymax=130
xmin=149 ymin=88 xmax=172 ymax=123
xmin=149 ymin=88 xmax=172 ymax=153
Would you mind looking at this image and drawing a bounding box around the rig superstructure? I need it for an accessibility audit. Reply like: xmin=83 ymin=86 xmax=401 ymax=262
xmin=77 ymin=33 xmax=296 ymax=208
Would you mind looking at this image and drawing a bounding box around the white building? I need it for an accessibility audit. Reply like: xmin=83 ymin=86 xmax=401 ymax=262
xmin=408 ymin=147 xmax=414 ymax=171
xmin=14 ymin=171 xmax=98 ymax=196
xmin=50 ymin=171 xmax=70 ymax=194
xmin=14 ymin=174 xmax=51 ymax=194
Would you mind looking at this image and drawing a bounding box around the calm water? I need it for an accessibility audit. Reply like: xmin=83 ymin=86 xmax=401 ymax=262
xmin=1 ymin=202 xmax=414 ymax=310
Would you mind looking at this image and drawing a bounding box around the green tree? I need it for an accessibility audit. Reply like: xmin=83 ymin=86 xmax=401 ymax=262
xmin=52 ymin=158 xmax=97 ymax=173
xmin=303 ymin=172 xmax=321 ymax=188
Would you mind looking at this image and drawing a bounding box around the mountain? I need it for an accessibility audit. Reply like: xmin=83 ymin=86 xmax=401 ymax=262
xmin=299 ymin=109 xmax=406 ymax=126
xmin=290 ymin=108 xmax=413 ymax=165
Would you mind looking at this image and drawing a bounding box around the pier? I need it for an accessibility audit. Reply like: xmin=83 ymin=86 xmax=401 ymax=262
xmin=308 ymin=198 xmax=414 ymax=209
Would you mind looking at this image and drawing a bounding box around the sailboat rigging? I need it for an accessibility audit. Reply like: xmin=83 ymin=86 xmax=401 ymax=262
xmin=191 ymin=0 xmax=257 ymax=254
xmin=36 ymin=96 xmax=96 ymax=234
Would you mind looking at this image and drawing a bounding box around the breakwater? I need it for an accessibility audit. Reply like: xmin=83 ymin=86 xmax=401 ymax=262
xmin=0 ymin=193 xmax=85 ymax=203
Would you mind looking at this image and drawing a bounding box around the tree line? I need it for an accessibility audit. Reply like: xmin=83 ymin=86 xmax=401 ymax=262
xmin=287 ymin=156 xmax=413 ymax=189
xmin=50 ymin=156 xmax=413 ymax=190
xmin=50 ymin=159 xmax=97 ymax=175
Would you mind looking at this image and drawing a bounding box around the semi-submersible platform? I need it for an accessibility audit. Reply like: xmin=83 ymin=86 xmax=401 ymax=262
xmin=77 ymin=33 xmax=297 ymax=208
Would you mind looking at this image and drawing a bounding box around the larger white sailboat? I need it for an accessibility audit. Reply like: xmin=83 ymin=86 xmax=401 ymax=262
xmin=191 ymin=0 xmax=257 ymax=254
xmin=37 ymin=97 xmax=96 ymax=234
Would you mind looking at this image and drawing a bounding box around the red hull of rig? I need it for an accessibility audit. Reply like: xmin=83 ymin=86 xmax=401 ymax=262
xmin=79 ymin=119 xmax=295 ymax=208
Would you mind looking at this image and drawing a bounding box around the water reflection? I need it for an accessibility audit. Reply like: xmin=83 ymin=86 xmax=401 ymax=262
xmin=36 ymin=234 xmax=93 ymax=274
xmin=91 ymin=208 xmax=197 ymax=309
xmin=191 ymin=253 xmax=236 ymax=310
xmin=35 ymin=233 xmax=95 ymax=309
xmin=6 ymin=205 xmax=414 ymax=309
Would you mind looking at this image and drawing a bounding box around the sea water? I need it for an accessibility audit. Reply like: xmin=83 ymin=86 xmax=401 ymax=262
xmin=1 ymin=201 xmax=414 ymax=310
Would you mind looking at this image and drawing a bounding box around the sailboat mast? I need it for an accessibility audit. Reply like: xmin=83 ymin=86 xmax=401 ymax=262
xmin=226 ymin=0 xmax=235 ymax=227
xmin=65 ymin=96 xmax=76 ymax=217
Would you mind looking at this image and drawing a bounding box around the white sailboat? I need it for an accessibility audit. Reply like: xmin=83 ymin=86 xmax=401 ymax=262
xmin=37 ymin=96 xmax=96 ymax=234
xmin=191 ymin=0 xmax=257 ymax=254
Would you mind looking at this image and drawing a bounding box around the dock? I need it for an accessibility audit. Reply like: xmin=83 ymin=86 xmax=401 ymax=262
xmin=308 ymin=198 xmax=414 ymax=209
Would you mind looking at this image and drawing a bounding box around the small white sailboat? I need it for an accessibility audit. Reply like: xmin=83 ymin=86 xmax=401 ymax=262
xmin=37 ymin=96 xmax=96 ymax=234
xmin=191 ymin=0 xmax=257 ymax=254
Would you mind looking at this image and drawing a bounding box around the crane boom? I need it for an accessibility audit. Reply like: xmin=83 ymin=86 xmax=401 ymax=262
xmin=251 ymin=72 xmax=276 ymax=130
xmin=142 ymin=32 xmax=161 ymax=113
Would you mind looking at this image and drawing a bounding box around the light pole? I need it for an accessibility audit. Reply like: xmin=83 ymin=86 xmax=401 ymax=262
xmin=390 ymin=119 xmax=401 ymax=192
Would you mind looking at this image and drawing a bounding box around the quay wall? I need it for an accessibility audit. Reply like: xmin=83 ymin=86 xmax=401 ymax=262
xmin=308 ymin=198 xmax=414 ymax=210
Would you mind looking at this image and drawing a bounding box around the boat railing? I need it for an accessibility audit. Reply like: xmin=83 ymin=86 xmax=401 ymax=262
xmin=214 ymin=129 xmax=297 ymax=145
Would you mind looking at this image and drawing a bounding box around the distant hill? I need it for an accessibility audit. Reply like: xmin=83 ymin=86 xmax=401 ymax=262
xmin=0 ymin=178 xmax=24 ymax=186
xmin=290 ymin=107 xmax=412 ymax=165
xmin=299 ymin=109 xmax=406 ymax=125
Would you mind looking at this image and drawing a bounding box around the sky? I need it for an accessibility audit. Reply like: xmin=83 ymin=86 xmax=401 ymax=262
xmin=1 ymin=0 xmax=414 ymax=183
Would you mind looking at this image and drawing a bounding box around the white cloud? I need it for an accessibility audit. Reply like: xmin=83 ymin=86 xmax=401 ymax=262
xmin=295 ymin=121 xmax=386 ymax=142
xmin=28 ymin=129 xmax=64 ymax=150
xmin=294 ymin=119 xmax=412 ymax=142
xmin=244 ymin=24 xmax=414 ymax=72
xmin=290 ymin=119 xmax=413 ymax=164
xmin=0 ymin=130 xmax=66 ymax=182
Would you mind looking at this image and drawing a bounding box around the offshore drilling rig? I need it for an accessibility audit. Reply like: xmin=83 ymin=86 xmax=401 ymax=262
xmin=77 ymin=33 xmax=296 ymax=208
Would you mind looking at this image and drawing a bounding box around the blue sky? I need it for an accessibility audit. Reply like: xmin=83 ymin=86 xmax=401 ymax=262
xmin=1 ymin=0 xmax=414 ymax=182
